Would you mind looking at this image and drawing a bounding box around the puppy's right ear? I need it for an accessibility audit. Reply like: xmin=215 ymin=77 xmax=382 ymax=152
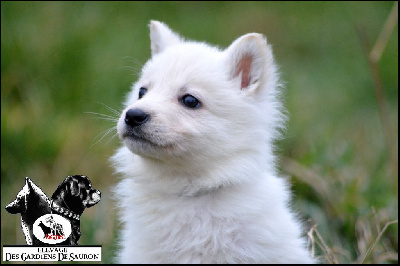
xmin=225 ymin=33 xmax=274 ymax=94
xmin=149 ymin=20 xmax=182 ymax=56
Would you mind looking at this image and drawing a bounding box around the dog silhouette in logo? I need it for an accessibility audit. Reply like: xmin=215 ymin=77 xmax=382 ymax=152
xmin=38 ymin=221 xmax=52 ymax=236
xmin=5 ymin=177 xmax=51 ymax=245
xmin=37 ymin=216 xmax=65 ymax=240
xmin=5 ymin=175 xmax=101 ymax=245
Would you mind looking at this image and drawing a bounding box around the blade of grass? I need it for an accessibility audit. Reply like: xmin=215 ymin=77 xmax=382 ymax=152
xmin=356 ymin=3 xmax=398 ymax=179
xmin=360 ymin=219 xmax=398 ymax=264
xmin=308 ymin=224 xmax=339 ymax=264
xmin=370 ymin=2 xmax=398 ymax=63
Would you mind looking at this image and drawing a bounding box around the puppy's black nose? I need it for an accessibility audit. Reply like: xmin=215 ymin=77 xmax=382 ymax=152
xmin=125 ymin=108 xmax=149 ymax=127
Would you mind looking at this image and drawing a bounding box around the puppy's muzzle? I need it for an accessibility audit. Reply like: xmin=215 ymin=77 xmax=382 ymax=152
xmin=125 ymin=108 xmax=150 ymax=128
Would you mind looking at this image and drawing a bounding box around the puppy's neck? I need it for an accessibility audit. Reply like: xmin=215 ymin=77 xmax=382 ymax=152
xmin=136 ymin=151 xmax=268 ymax=198
xmin=113 ymin=146 xmax=275 ymax=198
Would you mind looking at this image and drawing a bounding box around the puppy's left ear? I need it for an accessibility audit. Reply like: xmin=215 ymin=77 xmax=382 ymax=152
xmin=149 ymin=20 xmax=183 ymax=56
xmin=225 ymin=33 xmax=273 ymax=93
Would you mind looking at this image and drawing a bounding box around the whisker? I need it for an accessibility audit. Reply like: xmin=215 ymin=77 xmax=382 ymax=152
xmin=105 ymin=132 xmax=119 ymax=145
xmin=85 ymin=102 xmax=122 ymax=148
xmin=95 ymin=102 xmax=121 ymax=116
xmin=118 ymin=66 xmax=141 ymax=72
xmin=120 ymin=56 xmax=144 ymax=76
xmin=92 ymin=126 xmax=116 ymax=142
xmin=89 ymin=126 xmax=117 ymax=149
xmin=122 ymin=56 xmax=144 ymax=68
xmin=85 ymin=112 xmax=119 ymax=120
xmin=89 ymin=117 xmax=119 ymax=122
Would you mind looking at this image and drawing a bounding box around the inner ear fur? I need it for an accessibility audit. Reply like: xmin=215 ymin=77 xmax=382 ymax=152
xmin=226 ymin=33 xmax=269 ymax=91
xmin=235 ymin=54 xmax=254 ymax=89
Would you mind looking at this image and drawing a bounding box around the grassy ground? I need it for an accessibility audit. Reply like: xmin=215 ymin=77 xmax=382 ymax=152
xmin=1 ymin=1 xmax=398 ymax=264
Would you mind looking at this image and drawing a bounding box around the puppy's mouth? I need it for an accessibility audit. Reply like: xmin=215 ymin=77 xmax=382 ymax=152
xmin=122 ymin=129 xmax=161 ymax=147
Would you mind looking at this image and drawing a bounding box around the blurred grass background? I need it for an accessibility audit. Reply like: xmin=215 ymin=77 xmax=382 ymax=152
xmin=1 ymin=1 xmax=397 ymax=264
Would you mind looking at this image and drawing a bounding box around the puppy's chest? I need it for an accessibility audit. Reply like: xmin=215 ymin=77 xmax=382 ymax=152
xmin=135 ymin=195 xmax=250 ymax=260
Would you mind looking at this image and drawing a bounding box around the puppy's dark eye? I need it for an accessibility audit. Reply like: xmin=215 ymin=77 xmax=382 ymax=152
xmin=181 ymin=94 xmax=201 ymax=109
xmin=138 ymin=87 xmax=147 ymax=99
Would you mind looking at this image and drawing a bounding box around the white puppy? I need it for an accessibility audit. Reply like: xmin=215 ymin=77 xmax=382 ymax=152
xmin=112 ymin=21 xmax=313 ymax=263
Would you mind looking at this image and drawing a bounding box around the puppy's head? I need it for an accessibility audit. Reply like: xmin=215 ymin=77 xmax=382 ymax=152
xmin=117 ymin=21 xmax=283 ymax=164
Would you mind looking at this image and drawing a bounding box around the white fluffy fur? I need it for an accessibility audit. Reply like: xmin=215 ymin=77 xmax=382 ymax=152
xmin=112 ymin=21 xmax=313 ymax=263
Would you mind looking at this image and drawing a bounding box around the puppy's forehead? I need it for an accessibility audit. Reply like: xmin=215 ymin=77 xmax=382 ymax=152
xmin=142 ymin=43 xmax=222 ymax=87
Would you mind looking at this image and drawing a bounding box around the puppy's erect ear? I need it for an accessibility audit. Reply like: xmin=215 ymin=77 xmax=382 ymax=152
xmin=149 ymin=20 xmax=182 ymax=56
xmin=225 ymin=33 xmax=272 ymax=93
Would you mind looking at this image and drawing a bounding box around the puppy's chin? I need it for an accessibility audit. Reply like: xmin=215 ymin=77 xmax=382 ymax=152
xmin=122 ymin=133 xmax=177 ymax=160
xmin=123 ymin=136 xmax=159 ymax=155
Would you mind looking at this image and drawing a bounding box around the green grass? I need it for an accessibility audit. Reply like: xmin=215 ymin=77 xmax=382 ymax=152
xmin=1 ymin=1 xmax=398 ymax=264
